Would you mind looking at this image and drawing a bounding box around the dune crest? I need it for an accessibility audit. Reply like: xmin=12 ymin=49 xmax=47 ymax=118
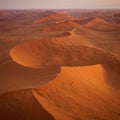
xmin=84 ymin=17 xmax=120 ymax=31
xmin=9 ymin=38 xmax=119 ymax=69
xmin=85 ymin=17 xmax=110 ymax=26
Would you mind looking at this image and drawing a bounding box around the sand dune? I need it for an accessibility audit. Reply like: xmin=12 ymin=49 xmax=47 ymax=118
xmin=33 ymin=12 xmax=79 ymax=24
xmin=85 ymin=17 xmax=111 ymax=26
xmin=8 ymin=26 xmax=120 ymax=119
xmin=43 ymin=21 xmax=88 ymax=33
xmin=8 ymin=20 xmax=120 ymax=120
xmin=10 ymin=37 xmax=119 ymax=69
xmin=33 ymin=64 xmax=120 ymax=120
xmin=35 ymin=18 xmax=120 ymax=56
xmin=84 ymin=17 xmax=120 ymax=31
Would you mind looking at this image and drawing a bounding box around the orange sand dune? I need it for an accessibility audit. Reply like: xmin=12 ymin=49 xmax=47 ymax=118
xmin=69 ymin=22 xmax=120 ymax=55
xmin=1 ymin=16 xmax=120 ymax=93
xmin=85 ymin=17 xmax=111 ymax=26
xmin=33 ymin=64 xmax=120 ymax=120
xmin=8 ymin=29 xmax=120 ymax=120
xmin=0 ymin=89 xmax=55 ymax=120
xmin=84 ymin=17 xmax=120 ymax=31
xmin=9 ymin=38 xmax=119 ymax=69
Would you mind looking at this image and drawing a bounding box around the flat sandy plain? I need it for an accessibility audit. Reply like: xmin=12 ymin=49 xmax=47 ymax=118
xmin=0 ymin=9 xmax=120 ymax=120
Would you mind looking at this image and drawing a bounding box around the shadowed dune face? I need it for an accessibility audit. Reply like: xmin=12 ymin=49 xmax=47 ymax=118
xmin=10 ymin=38 xmax=119 ymax=69
xmin=103 ymin=63 xmax=120 ymax=90
xmin=0 ymin=61 xmax=60 ymax=94
xmin=0 ymin=89 xmax=55 ymax=120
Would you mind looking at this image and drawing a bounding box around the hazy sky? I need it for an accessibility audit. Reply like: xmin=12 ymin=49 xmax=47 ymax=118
xmin=0 ymin=0 xmax=120 ymax=9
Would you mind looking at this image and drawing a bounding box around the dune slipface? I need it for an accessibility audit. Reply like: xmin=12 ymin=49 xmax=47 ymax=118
xmin=0 ymin=89 xmax=55 ymax=120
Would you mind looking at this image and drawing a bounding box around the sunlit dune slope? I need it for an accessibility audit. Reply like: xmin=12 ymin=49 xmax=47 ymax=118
xmin=9 ymin=36 xmax=119 ymax=69
xmin=33 ymin=64 xmax=120 ymax=120
xmin=84 ymin=17 xmax=120 ymax=31
xmin=0 ymin=89 xmax=55 ymax=120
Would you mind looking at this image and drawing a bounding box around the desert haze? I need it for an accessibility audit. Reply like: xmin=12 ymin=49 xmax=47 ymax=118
xmin=0 ymin=9 xmax=120 ymax=120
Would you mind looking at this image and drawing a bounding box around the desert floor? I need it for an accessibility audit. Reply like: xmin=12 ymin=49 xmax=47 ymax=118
xmin=0 ymin=9 xmax=120 ymax=120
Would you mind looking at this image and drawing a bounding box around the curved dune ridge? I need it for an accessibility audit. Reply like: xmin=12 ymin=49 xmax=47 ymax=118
xmin=9 ymin=37 xmax=119 ymax=69
xmin=9 ymin=33 xmax=120 ymax=120
xmin=43 ymin=21 xmax=87 ymax=33
xmin=43 ymin=21 xmax=77 ymax=32
xmin=33 ymin=64 xmax=120 ymax=120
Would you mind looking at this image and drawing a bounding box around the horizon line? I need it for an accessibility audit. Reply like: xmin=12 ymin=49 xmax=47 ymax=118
xmin=0 ymin=8 xmax=120 ymax=10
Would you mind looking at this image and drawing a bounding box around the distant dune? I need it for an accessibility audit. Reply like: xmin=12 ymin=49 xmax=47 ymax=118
xmin=43 ymin=21 xmax=76 ymax=32
xmin=33 ymin=12 xmax=79 ymax=24
xmin=85 ymin=17 xmax=111 ymax=26
xmin=84 ymin=17 xmax=120 ymax=31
